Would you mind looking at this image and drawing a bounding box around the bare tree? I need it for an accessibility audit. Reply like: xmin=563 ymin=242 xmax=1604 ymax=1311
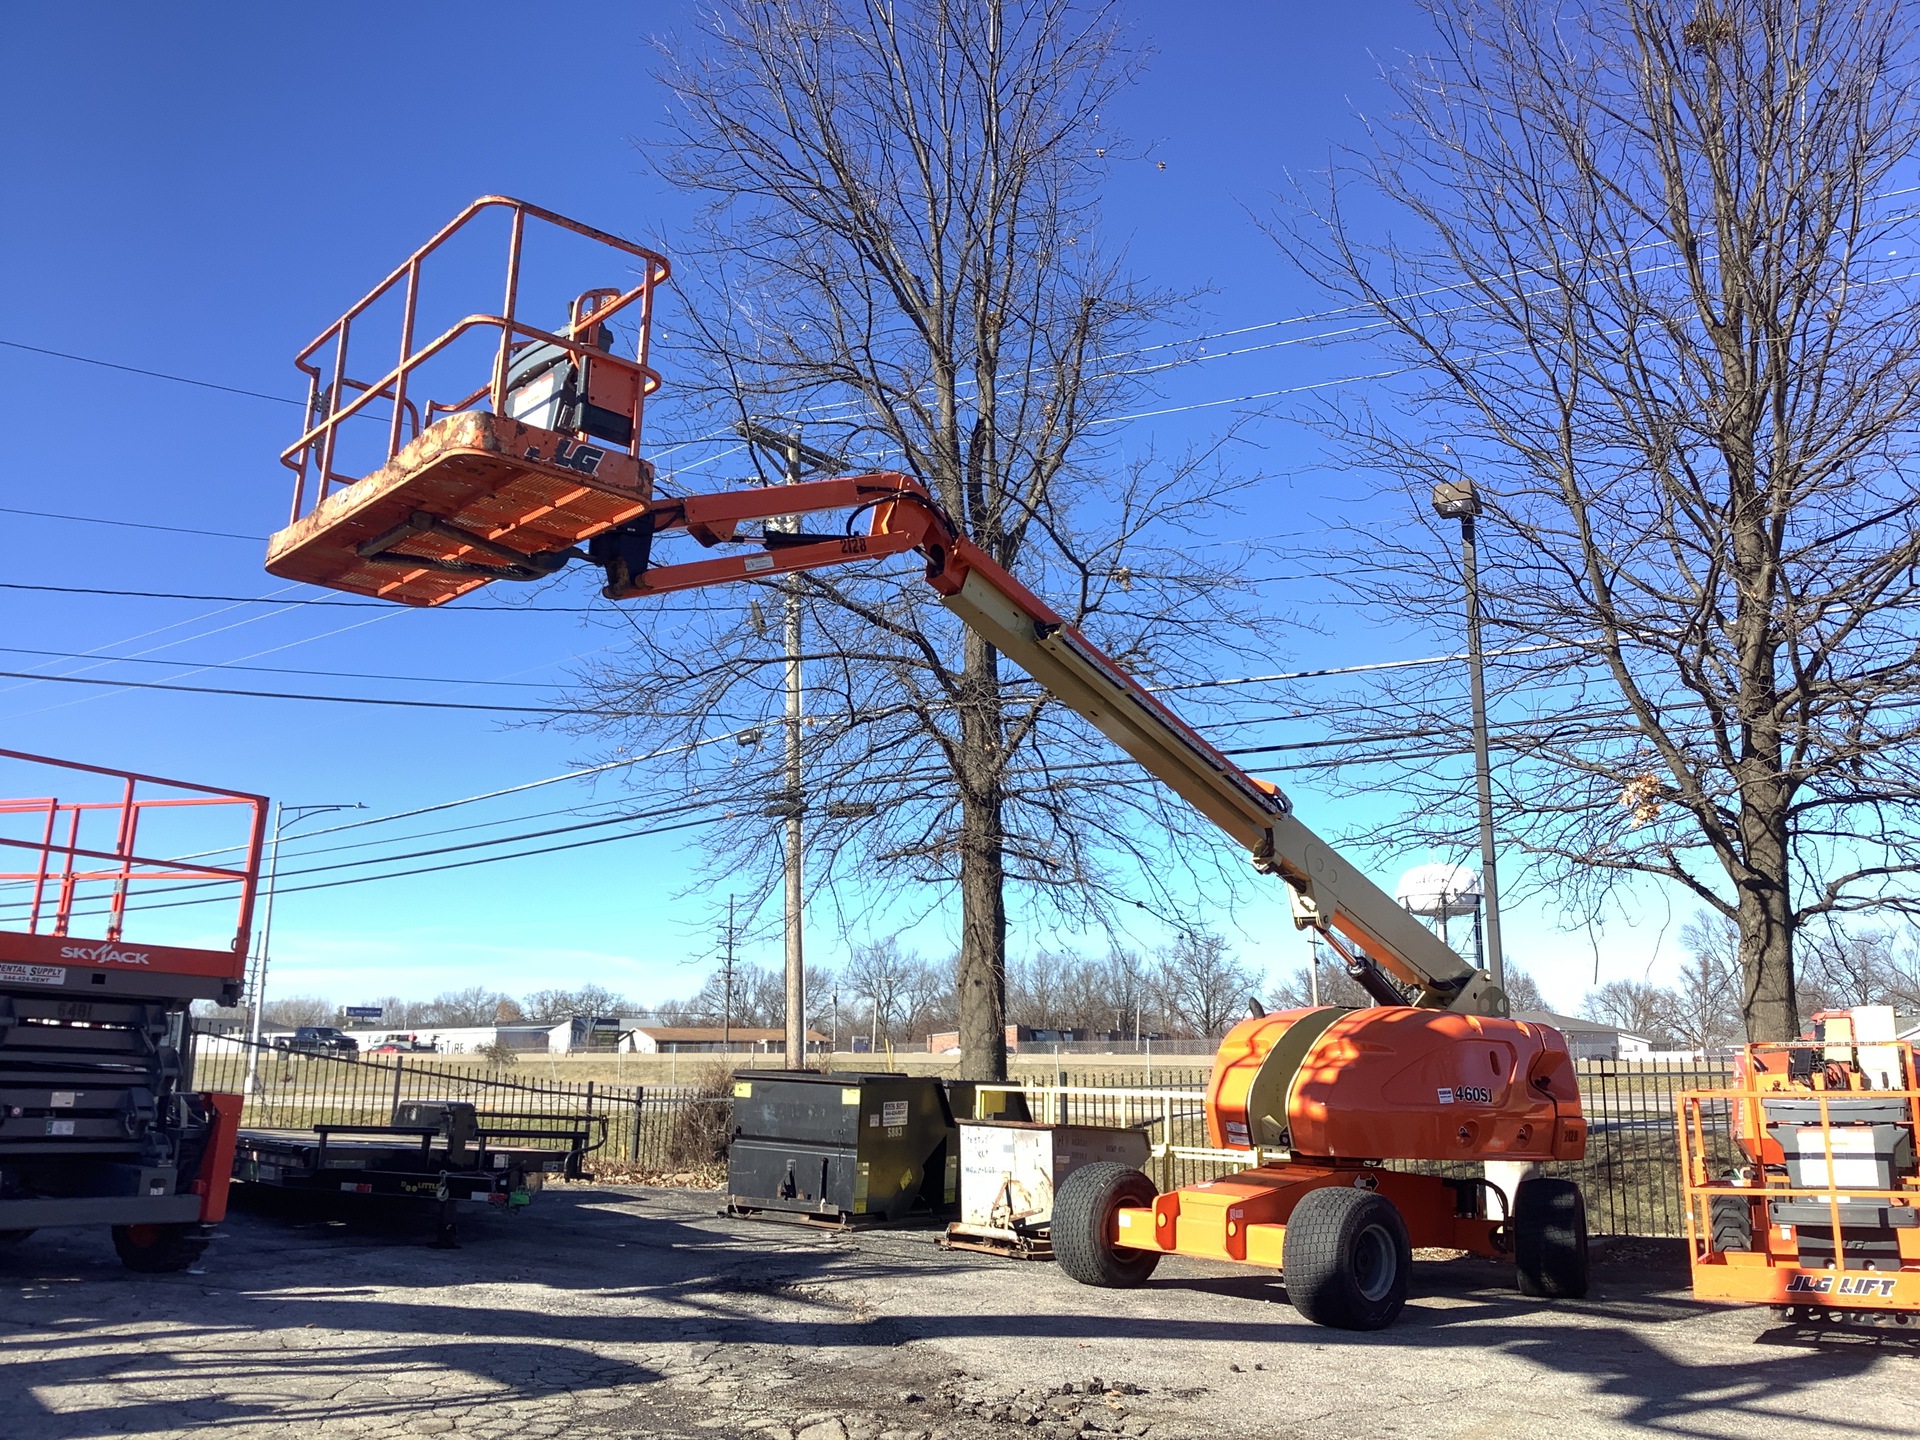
xmin=1008 ymin=953 xmax=1067 ymax=1030
xmin=1156 ymin=931 xmax=1257 ymax=1039
xmin=569 ymin=0 xmax=1259 ymax=1082
xmin=1275 ymin=0 xmax=1920 ymax=1040
xmin=899 ymin=956 xmax=959 ymax=1041
xmin=1582 ymin=979 xmax=1676 ymax=1044
xmin=1099 ymin=947 xmax=1160 ymax=1038
xmin=522 ymin=984 xmax=634 ymax=1023
xmin=1500 ymin=967 xmax=1548 ymax=1014
xmin=262 ymin=995 xmax=335 ymax=1028
xmin=1668 ymin=910 xmax=1744 ymax=1048
xmin=843 ymin=937 xmax=931 ymax=1043
xmin=1268 ymin=956 xmax=1374 ymax=1011
xmin=1801 ymin=922 xmax=1920 ymax=1011
xmin=422 ymin=987 xmax=513 ymax=1027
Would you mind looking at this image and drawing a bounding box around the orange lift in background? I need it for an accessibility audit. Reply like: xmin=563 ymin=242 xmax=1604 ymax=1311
xmin=1680 ymin=1011 xmax=1920 ymax=1325
xmin=265 ymin=198 xmax=1588 ymax=1330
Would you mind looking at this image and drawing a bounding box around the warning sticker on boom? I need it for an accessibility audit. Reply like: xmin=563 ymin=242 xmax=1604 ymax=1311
xmin=0 ymin=964 xmax=66 ymax=986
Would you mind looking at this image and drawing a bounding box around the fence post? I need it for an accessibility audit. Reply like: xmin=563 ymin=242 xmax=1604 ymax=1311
xmin=1158 ymin=1093 xmax=1172 ymax=1191
xmin=391 ymin=1056 xmax=405 ymax=1117
xmin=629 ymin=1086 xmax=644 ymax=1161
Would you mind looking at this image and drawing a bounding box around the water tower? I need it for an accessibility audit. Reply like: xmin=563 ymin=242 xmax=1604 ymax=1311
xmin=1395 ymin=863 xmax=1485 ymax=968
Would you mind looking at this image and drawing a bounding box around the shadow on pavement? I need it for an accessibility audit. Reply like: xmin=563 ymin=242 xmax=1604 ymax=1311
xmin=1 ymin=1187 xmax=1912 ymax=1439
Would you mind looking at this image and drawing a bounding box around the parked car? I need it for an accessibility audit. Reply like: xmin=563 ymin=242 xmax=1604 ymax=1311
xmin=369 ymin=1036 xmax=437 ymax=1054
xmin=281 ymin=1026 xmax=359 ymax=1056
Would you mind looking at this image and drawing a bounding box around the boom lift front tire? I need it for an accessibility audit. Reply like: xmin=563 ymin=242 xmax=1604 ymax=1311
xmin=1053 ymin=1162 xmax=1162 ymax=1288
xmin=1513 ymin=1178 xmax=1589 ymax=1299
xmin=1281 ymin=1185 xmax=1412 ymax=1331
xmin=111 ymin=1222 xmax=209 ymax=1274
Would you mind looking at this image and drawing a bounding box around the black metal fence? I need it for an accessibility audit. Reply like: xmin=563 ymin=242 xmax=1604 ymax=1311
xmin=189 ymin=1031 xmax=725 ymax=1172
xmin=190 ymin=1034 xmax=1729 ymax=1235
xmin=1048 ymin=1059 xmax=1731 ymax=1237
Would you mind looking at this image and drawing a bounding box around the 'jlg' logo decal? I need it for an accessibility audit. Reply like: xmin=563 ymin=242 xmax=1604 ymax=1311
xmin=1787 ymin=1274 xmax=1899 ymax=1298
xmin=524 ymin=439 xmax=607 ymax=476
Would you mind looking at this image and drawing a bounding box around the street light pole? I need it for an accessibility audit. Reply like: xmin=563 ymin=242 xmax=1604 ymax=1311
xmin=736 ymin=420 xmax=847 ymax=1069
xmin=243 ymin=800 xmax=363 ymax=1094
xmin=1430 ymin=478 xmax=1504 ymax=992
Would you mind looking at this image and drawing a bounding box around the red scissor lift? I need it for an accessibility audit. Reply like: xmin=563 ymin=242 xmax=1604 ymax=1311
xmin=0 ymin=750 xmax=265 ymax=1270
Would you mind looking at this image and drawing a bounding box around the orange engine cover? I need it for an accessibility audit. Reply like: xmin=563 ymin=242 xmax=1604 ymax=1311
xmin=1206 ymin=1006 xmax=1586 ymax=1164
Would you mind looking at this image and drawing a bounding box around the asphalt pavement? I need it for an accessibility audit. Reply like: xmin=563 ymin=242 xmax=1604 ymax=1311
xmin=2 ymin=1184 xmax=1916 ymax=1440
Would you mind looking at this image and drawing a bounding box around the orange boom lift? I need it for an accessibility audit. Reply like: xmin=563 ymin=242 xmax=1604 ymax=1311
xmin=266 ymin=199 xmax=1588 ymax=1330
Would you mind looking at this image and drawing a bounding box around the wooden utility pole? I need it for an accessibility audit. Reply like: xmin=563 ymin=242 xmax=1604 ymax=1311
xmin=736 ymin=421 xmax=845 ymax=1068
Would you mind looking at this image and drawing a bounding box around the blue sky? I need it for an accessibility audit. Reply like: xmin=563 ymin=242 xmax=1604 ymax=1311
xmin=0 ymin=2 xmax=1689 ymax=1014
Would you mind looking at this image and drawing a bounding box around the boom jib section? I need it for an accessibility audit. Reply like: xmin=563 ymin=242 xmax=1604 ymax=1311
xmin=267 ymin=198 xmax=670 ymax=608
xmin=1207 ymin=1007 xmax=1586 ymax=1164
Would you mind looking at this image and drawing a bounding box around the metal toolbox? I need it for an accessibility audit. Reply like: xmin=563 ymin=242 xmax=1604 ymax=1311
xmin=725 ymin=1071 xmax=965 ymax=1224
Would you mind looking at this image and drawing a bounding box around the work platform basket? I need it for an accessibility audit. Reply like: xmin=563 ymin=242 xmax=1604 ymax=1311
xmin=267 ymin=197 xmax=672 ymax=608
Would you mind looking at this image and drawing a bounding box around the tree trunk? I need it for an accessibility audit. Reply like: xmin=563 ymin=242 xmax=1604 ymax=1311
xmin=1736 ymin=804 xmax=1797 ymax=1042
xmin=956 ymin=628 xmax=1009 ymax=1082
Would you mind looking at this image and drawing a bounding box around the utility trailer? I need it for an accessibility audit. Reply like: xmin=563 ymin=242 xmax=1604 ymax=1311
xmin=232 ymin=1098 xmax=603 ymax=1245
xmin=0 ymin=750 xmax=265 ymax=1270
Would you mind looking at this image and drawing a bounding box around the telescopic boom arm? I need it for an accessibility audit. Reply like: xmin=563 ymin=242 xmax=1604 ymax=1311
xmin=588 ymin=472 xmax=1506 ymax=1017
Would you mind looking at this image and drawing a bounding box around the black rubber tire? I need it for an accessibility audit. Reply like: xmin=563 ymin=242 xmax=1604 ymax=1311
xmin=111 ymin=1222 xmax=210 ymax=1274
xmin=1709 ymin=1189 xmax=1753 ymax=1254
xmin=1281 ymin=1186 xmax=1412 ymax=1331
xmin=1514 ymin=1177 xmax=1589 ymax=1299
xmin=0 ymin=1229 xmax=34 ymax=1244
xmin=1052 ymin=1162 xmax=1162 ymax=1288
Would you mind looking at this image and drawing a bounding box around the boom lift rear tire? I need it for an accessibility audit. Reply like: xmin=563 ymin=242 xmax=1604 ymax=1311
xmin=1280 ymin=1186 xmax=1412 ymax=1331
xmin=111 ymin=1222 xmax=210 ymax=1274
xmin=1053 ymin=1163 xmax=1162 ymax=1288
xmin=1513 ymin=1178 xmax=1589 ymax=1299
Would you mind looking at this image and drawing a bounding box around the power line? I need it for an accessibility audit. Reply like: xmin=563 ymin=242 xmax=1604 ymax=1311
xmin=0 ymin=668 xmax=573 ymax=714
xmin=0 ymin=505 xmax=264 ymax=542
xmin=0 ymin=580 xmax=612 ymax=612
xmin=8 ymin=807 xmax=734 ymax=921
xmin=0 ymin=337 xmax=303 ymax=406
xmin=0 ymin=644 xmax=564 ymax=690
xmin=141 ymin=728 xmax=767 ymax=866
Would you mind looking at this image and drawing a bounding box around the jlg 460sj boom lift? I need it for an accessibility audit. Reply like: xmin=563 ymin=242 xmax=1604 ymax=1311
xmin=265 ymin=198 xmax=1589 ymax=1331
